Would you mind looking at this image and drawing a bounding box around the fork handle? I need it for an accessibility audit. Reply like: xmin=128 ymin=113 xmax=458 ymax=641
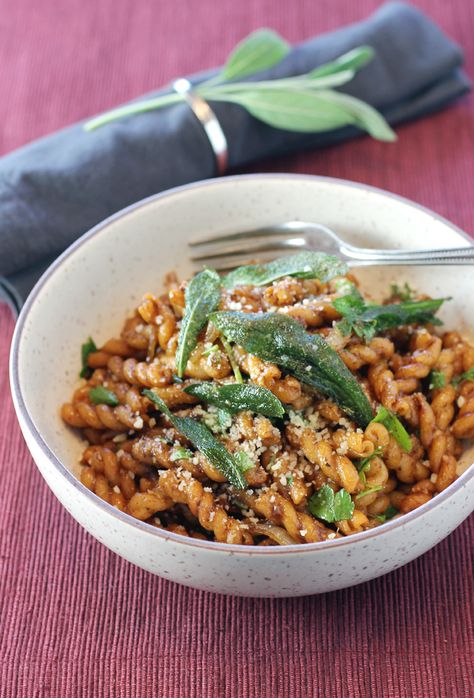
xmin=341 ymin=245 xmax=474 ymax=265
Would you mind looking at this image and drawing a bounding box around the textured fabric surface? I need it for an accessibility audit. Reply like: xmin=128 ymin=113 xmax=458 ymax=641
xmin=0 ymin=1 xmax=470 ymax=302
xmin=0 ymin=1 xmax=473 ymax=696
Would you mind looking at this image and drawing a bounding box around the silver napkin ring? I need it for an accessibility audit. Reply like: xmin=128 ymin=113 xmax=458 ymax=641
xmin=173 ymin=78 xmax=228 ymax=175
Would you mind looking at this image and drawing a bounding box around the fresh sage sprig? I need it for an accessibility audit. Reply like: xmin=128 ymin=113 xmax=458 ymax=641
xmin=211 ymin=311 xmax=373 ymax=427
xmin=175 ymin=268 xmax=221 ymax=377
xmin=222 ymin=251 xmax=347 ymax=289
xmin=333 ymin=289 xmax=448 ymax=342
xmin=184 ymin=382 xmax=285 ymax=417
xmin=219 ymin=28 xmax=290 ymax=81
xmin=84 ymin=30 xmax=395 ymax=142
xmin=308 ymin=484 xmax=354 ymax=523
xmin=143 ymin=389 xmax=246 ymax=488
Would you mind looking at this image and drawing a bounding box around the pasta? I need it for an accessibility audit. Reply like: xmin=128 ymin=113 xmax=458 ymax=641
xmin=61 ymin=259 xmax=473 ymax=546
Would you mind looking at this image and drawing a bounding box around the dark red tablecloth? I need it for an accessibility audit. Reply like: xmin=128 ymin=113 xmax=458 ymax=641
xmin=1 ymin=1 xmax=473 ymax=696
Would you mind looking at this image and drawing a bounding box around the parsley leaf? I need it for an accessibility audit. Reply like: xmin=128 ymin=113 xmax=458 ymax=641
xmin=428 ymin=370 xmax=446 ymax=390
xmin=80 ymin=337 xmax=97 ymax=378
xmin=333 ymin=295 xmax=448 ymax=342
xmin=389 ymin=282 xmax=416 ymax=301
xmin=308 ymin=484 xmax=354 ymax=523
xmin=170 ymin=447 xmax=193 ymax=462
xmin=89 ymin=386 xmax=119 ymax=406
xmin=222 ymin=252 xmax=348 ymax=289
xmin=375 ymin=504 xmax=399 ymax=522
xmin=356 ymin=484 xmax=383 ymax=500
xmin=452 ymin=367 xmax=474 ymax=386
xmin=143 ymin=389 xmax=246 ymax=489
xmin=371 ymin=406 xmax=412 ymax=452
xmin=357 ymin=446 xmax=383 ymax=484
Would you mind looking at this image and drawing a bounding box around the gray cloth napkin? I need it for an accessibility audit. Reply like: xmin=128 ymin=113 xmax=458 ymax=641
xmin=0 ymin=1 xmax=470 ymax=312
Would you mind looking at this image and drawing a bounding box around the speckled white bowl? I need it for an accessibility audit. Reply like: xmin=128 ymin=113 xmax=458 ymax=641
xmin=10 ymin=174 xmax=474 ymax=597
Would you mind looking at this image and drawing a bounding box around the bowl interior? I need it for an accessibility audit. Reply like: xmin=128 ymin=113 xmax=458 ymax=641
xmin=14 ymin=174 xmax=474 ymax=479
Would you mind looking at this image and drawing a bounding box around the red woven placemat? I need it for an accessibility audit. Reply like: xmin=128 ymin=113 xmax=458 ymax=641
xmin=0 ymin=1 xmax=473 ymax=696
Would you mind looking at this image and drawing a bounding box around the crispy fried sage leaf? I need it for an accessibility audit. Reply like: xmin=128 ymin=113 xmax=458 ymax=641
xmin=371 ymin=406 xmax=411 ymax=452
xmin=80 ymin=336 xmax=97 ymax=378
xmin=89 ymin=386 xmax=119 ymax=406
xmin=143 ymin=389 xmax=246 ymax=489
xmin=222 ymin=252 xmax=347 ymax=289
xmin=184 ymin=382 xmax=285 ymax=417
xmin=333 ymin=291 xmax=447 ymax=341
xmin=308 ymin=484 xmax=354 ymax=523
xmin=211 ymin=311 xmax=373 ymax=427
xmin=175 ymin=268 xmax=221 ymax=377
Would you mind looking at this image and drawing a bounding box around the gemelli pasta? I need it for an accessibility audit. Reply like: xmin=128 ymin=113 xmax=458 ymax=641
xmin=61 ymin=253 xmax=474 ymax=545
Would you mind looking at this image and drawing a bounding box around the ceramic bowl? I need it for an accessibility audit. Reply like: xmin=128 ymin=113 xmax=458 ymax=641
xmin=9 ymin=174 xmax=474 ymax=597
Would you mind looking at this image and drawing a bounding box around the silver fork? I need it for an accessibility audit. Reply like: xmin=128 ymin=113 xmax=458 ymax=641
xmin=189 ymin=221 xmax=474 ymax=269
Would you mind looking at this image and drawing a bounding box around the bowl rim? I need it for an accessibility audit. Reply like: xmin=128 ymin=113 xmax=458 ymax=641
xmin=9 ymin=172 xmax=474 ymax=556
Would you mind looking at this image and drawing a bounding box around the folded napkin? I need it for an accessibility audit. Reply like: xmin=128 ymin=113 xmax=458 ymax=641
xmin=0 ymin=1 xmax=469 ymax=310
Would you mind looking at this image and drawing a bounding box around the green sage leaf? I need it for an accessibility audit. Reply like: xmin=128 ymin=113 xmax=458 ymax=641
xmin=221 ymin=28 xmax=290 ymax=81
xmin=80 ymin=336 xmax=97 ymax=378
xmin=211 ymin=311 xmax=373 ymax=427
xmin=184 ymin=382 xmax=285 ymax=417
xmin=375 ymin=504 xmax=399 ymax=522
xmin=317 ymin=89 xmax=396 ymax=141
xmin=222 ymin=251 xmax=347 ymax=289
xmin=357 ymin=446 xmax=383 ymax=485
xmin=308 ymin=484 xmax=354 ymax=523
xmin=356 ymin=485 xmax=383 ymax=500
xmin=143 ymin=389 xmax=246 ymax=489
xmin=308 ymin=46 xmax=375 ymax=79
xmin=371 ymin=406 xmax=411 ymax=452
xmin=89 ymin=386 xmax=119 ymax=406
xmin=212 ymin=87 xmax=395 ymax=141
xmin=175 ymin=268 xmax=221 ymax=377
